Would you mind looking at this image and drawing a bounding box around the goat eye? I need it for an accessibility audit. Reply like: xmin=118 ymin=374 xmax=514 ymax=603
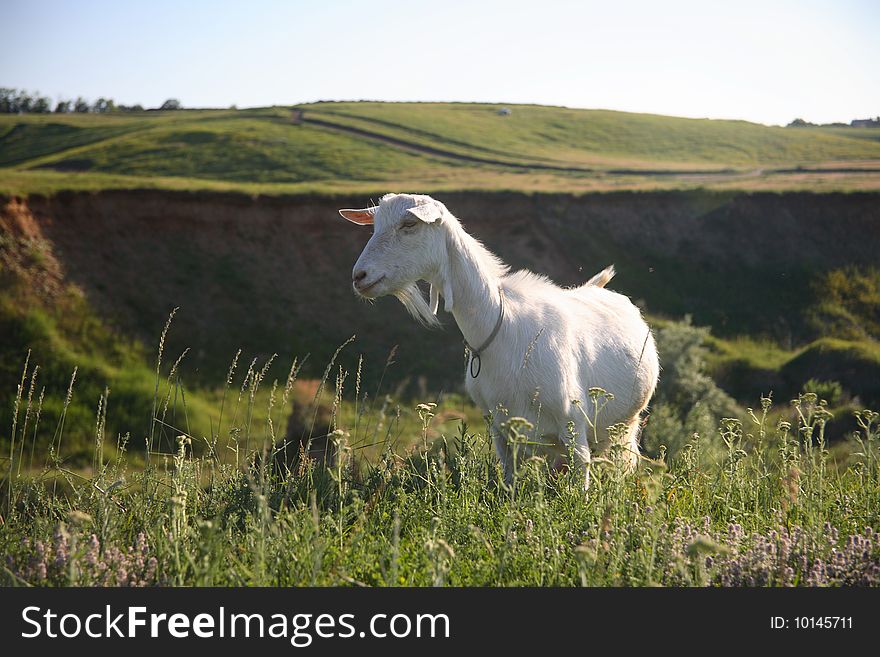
xmin=400 ymin=220 xmax=418 ymax=230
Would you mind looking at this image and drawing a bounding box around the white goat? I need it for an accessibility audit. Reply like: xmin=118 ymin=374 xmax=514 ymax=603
xmin=340 ymin=193 xmax=659 ymax=487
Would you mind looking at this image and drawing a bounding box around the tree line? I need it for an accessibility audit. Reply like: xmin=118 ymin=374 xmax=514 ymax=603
xmin=787 ymin=116 xmax=880 ymax=129
xmin=0 ymin=88 xmax=182 ymax=114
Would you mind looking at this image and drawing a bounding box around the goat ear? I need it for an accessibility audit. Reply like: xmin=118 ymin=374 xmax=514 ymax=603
xmin=338 ymin=207 xmax=378 ymax=225
xmin=429 ymin=284 xmax=440 ymax=315
xmin=406 ymin=202 xmax=443 ymax=224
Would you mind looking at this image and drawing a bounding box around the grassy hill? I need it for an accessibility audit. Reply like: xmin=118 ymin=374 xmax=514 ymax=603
xmin=2 ymin=103 xmax=880 ymax=196
xmin=304 ymin=102 xmax=880 ymax=168
xmin=0 ymin=108 xmax=451 ymax=182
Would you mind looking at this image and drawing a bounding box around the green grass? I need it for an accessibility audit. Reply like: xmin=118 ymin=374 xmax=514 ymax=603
xmin=816 ymin=126 xmax=880 ymax=143
xmin=9 ymin=166 xmax=880 ymax=198
xmin=305 ymin=102 xmax=880 ymax=168
xmin=0 ymin=283 xmax=228 ymax=466
xmin=0 ymin=168 xmax=397 ymax=197
xmin=9 ymin=114 xmax=452 ymax=185
xmin=0 ymin=276 xmax=877 ymax=587
xmin=0 ymin=117 xmax=142 ymax=168
xmin=2 ymin=335 xmax=878 ymax=586
xmin=2 ymin=103 xmax=880 ymax=197
xmin=706 ymin=334 xmax=796 ymax=371
xmin=0 ymin=274 xmax=482 ymax=467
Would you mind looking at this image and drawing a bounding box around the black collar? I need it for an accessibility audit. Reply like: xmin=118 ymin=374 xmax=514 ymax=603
xmin=463 ymin=286 xmax=505 ymax=378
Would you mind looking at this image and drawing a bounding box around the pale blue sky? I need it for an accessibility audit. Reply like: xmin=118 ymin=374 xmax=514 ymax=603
xmin=1 ymin=0 xmax=877 ymax=125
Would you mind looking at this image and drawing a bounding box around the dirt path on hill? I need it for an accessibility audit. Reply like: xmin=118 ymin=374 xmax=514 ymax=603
xmin=301 ymin=113 xmax=740 ymax=177
xmin=300 ymin=112 xmax=880 ymax=180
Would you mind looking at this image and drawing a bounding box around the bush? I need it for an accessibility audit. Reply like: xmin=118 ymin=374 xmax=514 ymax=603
xmin=642 ymin=318 xmax=740 ymax=459
xmin=802 ymin=378 xmax=845 ymax=406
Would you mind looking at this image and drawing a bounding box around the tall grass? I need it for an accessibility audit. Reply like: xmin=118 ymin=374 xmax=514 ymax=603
xmin=1 ymin=321 xmax=878 ymax=587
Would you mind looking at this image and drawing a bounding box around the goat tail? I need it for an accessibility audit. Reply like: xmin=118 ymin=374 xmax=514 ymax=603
xmin=585 ymin=264 xmax=615 ymax=289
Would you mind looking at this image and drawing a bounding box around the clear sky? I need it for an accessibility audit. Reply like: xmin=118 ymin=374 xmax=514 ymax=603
xmin=1 ymin=0 xmax=877 ymax=126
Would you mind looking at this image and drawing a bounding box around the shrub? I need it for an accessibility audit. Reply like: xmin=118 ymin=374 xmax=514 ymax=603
xmin=802 ymin=378 xmax=845 ymax=406
xmin=642 ymin=318 xmax=740 ymax=459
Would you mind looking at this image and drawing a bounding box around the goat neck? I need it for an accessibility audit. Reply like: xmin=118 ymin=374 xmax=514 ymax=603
xmin=438 ymin=225 xmax=505 ymax=357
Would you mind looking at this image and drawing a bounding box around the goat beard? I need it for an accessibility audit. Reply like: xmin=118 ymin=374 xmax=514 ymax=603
xmin=393 ymin=283 xmax=441 ymax=328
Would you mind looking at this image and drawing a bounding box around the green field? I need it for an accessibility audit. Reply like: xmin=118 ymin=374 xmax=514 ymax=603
xmin=304 ymin=102 xmax=880 ymax=168
xmin=2 ymin=332 xmax=879 ymax=586
xmin=2 ymin=103 xmax=880 ymax=196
